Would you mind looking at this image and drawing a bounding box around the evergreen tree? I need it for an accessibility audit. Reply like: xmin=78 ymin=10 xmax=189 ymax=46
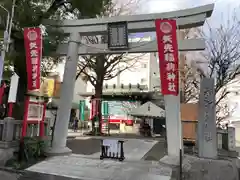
xmin=0 ymin=0 xmax=111 ymax=118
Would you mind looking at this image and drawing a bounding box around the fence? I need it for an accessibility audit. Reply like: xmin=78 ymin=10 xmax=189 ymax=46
xmin=0 ymin=118 xmax=22 ymax=148
xmin=0 ymin=117 xmax=51 ymax=149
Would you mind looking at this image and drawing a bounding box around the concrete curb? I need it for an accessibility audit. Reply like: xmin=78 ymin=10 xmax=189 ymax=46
xmin=67 ymin=136 xmax=77 ymax=140
xmin=0 ymin=166 xmax=24 ymax=174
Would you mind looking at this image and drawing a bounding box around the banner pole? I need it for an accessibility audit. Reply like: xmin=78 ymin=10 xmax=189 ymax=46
xmin=176 ymin=17 xmax=183 ymax=180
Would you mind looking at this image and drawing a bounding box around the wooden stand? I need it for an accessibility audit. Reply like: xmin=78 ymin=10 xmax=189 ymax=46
xmin=100 ymin=139 xmax=125 ymax=161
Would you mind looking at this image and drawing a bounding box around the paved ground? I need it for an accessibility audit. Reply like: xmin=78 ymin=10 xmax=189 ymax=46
xmin=0 ymin=170 xmax=82 ymax=180
xmin=25 ymin=138 xmax=171 ymax=180
xmin=0 ymin=170 xmax=21 ymax=180
xmin=143 ymin=139 xmax=167 ymax=161
xmin=26 ymin=154 xmax=172 ymax=180
xmin=67 ymin=137 xmax=101 ymax=155
xmin=66 ymin=137 xmax=167 ymax=161
xmin=1 ymin=135 xmax=170 ymax=180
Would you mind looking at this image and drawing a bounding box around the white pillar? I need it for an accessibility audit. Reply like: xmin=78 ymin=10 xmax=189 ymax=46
xmin=164 ymin=95 xmax=182 ymax=158
xmin=46 ymin=32 xmax=80 ymax=155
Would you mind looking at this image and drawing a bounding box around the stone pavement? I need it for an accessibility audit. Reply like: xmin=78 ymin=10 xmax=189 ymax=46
xmin=0 ymin=171 xmax=79 ymax=180
xmin=67 ymin=137 xmax=101 ymax=155
xmin=26 ymin=138 xmax=172 ymax=180
xmin=67 ymin=138 xmax=163 ymax=160
xmin=26 ymin=154 xmax=173 ymax=180
xmin=0 ymin=170 xmax=83 ymax=180
xmin=66 ymin=137 xmax=167 ymax=161
xmin=19 ymin=172 xmax=80 ymax=180
xmin=0 ymin=170 xmax=21 ymax=180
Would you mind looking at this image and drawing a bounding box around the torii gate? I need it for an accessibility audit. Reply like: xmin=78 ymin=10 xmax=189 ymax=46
xmin=44 ymin=4 xmax=214 ymax=158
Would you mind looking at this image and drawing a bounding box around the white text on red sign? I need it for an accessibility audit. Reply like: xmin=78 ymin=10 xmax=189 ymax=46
xmin=28 ymin=33 xmax=39 ymax=88
xmin=162 ymin=31 xmax=176 ymax=93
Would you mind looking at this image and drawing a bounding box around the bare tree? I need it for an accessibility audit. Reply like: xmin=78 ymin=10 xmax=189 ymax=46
xmin=181 ymin=63 xmax=201 ymax=103
xmin=76 ymin=0 xmax=145 ymax=132
xmin=185 ymin=11 xmax=240 ymax=124
xmin=177 ymin=29 xmax=201 ymax=103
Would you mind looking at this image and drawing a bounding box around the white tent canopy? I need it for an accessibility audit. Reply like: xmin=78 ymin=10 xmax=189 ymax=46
xmin=129 ymin=101 xmax=165 ymax=118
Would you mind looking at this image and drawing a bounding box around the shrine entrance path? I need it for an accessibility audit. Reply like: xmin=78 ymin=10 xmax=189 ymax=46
xmin=26 ymin=154 xmax=172 ymax=180
xmin=26 ymin=138 xmax=171 ymax=180
xmin=66 ymin=137 xmax=167 ymax=161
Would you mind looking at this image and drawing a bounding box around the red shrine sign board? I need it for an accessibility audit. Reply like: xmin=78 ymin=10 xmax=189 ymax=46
xmin=22 ymin=27 xmax=46 ymax=138
xmin=155 ymin=19 xmax=179 ymax=96
xmin=24 ymin=27 xmax=42 ymax=91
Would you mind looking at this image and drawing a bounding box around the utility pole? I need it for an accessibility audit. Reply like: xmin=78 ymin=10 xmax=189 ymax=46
xmin=0 ymin=0 xmax=16 ymax=82
xmin=0 ymin=4 xmax=10 ymax=83
xmin=6 ymin=0 xmax=16 ymax=52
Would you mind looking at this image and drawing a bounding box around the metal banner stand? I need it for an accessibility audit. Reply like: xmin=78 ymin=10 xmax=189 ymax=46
xmin=100 ymin=139 xmax=125 ymax=161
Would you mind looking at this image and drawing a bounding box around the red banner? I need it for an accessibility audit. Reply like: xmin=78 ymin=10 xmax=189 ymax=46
xmin=24 ymin=27 xmax=42 ymax=91
xmin=155 ymin=19 xmax=179 ymax=96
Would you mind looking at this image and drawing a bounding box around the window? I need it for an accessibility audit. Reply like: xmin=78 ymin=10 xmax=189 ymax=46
xmin=141 ymin=63 xmax=147 ymax=68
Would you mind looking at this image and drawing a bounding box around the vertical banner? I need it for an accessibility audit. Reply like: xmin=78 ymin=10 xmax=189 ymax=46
xmin=102 ymin=101 xmax=109 ymax=119
xmin=104 ymin=102 xmax=109 ymax=115
xmin=155 ymin=19 xmax=179 ymax=96
xmin=0 ymin=82 xmax=6 ymax=104
xmin=24 ymin=27 xmax=42 ymax=91
xmin=42 ymin=78 xmax=55 ymax=97
xmin=91 ymin=99 xmax=97 ymax=118
xmin=0 ymin=56 xmax=3 ymax=83
xmin=8 ymin=73 xmax=19 ymax=103
xmin=79 ymin=100 xmax=85 ymax=121
xmin=103 ymin=101 xmax=109 ymax=123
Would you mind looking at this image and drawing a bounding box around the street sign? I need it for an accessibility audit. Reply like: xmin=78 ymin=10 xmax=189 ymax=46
xmin=107 ymin=21 xmax=128 ymax=50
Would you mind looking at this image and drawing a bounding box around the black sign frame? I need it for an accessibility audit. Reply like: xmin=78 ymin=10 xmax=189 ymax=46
xmin=107 ymin=21 xmax=129 ymax=50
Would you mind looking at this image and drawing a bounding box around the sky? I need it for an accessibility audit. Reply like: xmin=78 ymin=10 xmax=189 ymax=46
xmin=56 ymin=0 xmax=240 ymax=79
xmin=146 ymin=0 xmax=239 ymax=14
xmin=145 ymin=0 xmax=240 ymax=28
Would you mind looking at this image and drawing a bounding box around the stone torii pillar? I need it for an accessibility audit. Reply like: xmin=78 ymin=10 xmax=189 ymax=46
xmin=46 ymin=32 xmax=81 ymax=154
xmin=44 ymin=4 xmax=214 ymax=157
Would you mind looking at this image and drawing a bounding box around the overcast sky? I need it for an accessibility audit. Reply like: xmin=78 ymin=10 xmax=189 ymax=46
xmin=145 ymin=0 xmax=240 ymax=27
xmin=146 ymin=0 xmax=239 ymax=14
xmin=56 ymin=0 xmax=240 ymax=79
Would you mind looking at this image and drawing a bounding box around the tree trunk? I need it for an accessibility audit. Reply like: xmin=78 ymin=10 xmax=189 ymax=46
xmin=13 ymin=79 xmax=27 ymax=120
xmin=93 ymin=55 xmax=105 ymax=135
xmin=94 ymin=78 xmax=103 ymax=135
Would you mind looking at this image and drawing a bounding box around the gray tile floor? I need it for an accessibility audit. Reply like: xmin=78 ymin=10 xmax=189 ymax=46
xmin=26 ymin=138 xmax=171 ymax=180
xmin=26 ymin=155 xmax=172 ymax=180
xmin=2 ymin=137 xmax=170 ymax=180
xmin=1 ymin=170 xmax=85 ymax=180
xmin=18 ymin=171 xmax=82 ymax=180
